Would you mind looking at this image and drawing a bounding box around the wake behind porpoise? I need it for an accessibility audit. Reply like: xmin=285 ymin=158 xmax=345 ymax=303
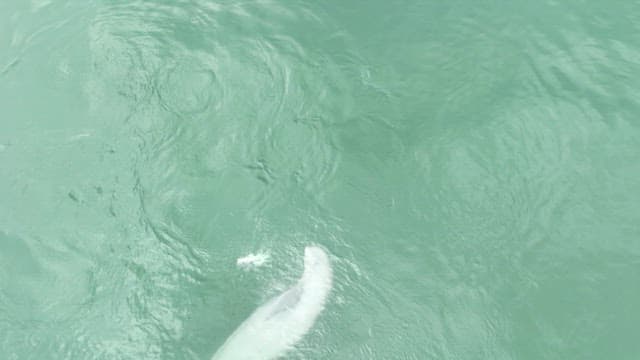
xmin=212 ymin=246 xmax=333 ymax=360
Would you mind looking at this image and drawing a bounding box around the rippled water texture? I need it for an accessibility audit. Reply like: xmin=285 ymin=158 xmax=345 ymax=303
xmin=2 ymin=1 xmax=640 ymax=359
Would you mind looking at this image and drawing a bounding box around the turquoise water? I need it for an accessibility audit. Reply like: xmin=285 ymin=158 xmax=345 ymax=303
xmin=2 ymin=1 xmax=640 ymax=359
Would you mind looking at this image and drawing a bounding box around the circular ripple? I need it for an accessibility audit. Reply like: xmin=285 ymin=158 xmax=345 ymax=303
xmin=157 ymin=56 xmax=223 ymax=116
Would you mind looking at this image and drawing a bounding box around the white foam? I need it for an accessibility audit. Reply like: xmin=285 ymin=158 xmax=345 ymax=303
xmin=236 ymin=252 xmax=270 ymax=269
xmin=213 ymin=246 xmax=333 ymax=360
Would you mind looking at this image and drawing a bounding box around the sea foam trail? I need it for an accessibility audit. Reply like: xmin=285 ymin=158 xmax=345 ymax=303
xmin=212 ymin=246 xmax=333 ymax=360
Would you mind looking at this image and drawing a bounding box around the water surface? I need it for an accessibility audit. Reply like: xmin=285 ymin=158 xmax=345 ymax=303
xmin=1 ymin=1 xmax=640 ymax=359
